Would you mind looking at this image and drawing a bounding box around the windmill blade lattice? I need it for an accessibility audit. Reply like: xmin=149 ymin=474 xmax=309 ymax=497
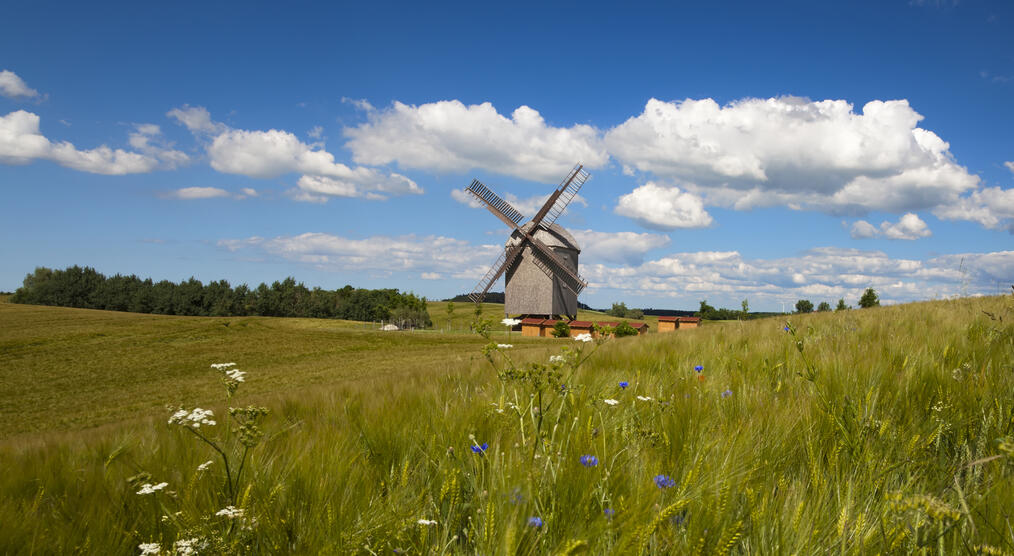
xmin=466 ymin=179 xmax=525 ymax=229
xmin=541 ymin=164 xmax=589 ymax=228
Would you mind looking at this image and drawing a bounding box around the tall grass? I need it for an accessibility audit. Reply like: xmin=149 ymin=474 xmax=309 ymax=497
xmin=1 ymin=295 xmax=1012 ymax=554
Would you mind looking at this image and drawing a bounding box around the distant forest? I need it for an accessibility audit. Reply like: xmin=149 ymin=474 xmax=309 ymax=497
xmin=11 ymin=266 xmax=432 ymax=327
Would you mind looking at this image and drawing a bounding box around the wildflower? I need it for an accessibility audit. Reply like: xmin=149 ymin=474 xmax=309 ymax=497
xmin=138 ymin=542 xmax=161 ymax=555
xmin=173 ymin=538 xmax=200 ymax=556
xmin=619 ymin=381 xmax=629 ymax=389
xmin=168 ymin=407 xmax=216 ymax=428
xmin=721 ymin=389 xmax=733 ymax=398
xmin=636 ymin=395 xmax=652 ymax=401
xmin=604 ymin=508 xmax=615 ymax=519
xmin=225 ymin=368 xmax=246 ymax=382
xmin=580 ymin=455 xmax=599 ymax=467
xmin=471 ymin=443 xmax=488 ymax=454
xmin=497 ymin=344 xmax=513 ymax=349
xmin=603 ymin=399 xmax=619 ymax=406
xmin=210 ymin=362 xmax=236 ymax=369
xmin=549 ymin=355 xmax=565 ymax=363
xmin=501 ymin=318 xmax=521 ymax=327
xmin=654 ymin=474 xmax=676 ymax=488
xmin=136 ymin=482 xmax=168 ymax=495
xmin=528 ymin=516 xmax=543 ymax=528
xmin=694 ymin=365 xmax=703 ymax=372
xmin=574 ymin=333 xmax=593 ymax=343
xmin=196 ymin=460 xmax=213 ymax=472
xmin=215 ymin=506 xmax=245 ymax=518
xmin=417 ymin=519 xmax=438 ymax=526
xmin=783 ymin=326 xmax=790 ymax=332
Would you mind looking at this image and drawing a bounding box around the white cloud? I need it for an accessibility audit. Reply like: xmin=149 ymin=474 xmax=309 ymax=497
xmin=0 ymin=110 xmax=157 ymax=174
xmin=421 ymin=272 xmax=442 ymax=280
xmin=343 ymin=100 xmax=608 ymax=182
xmin=169 ymin=105 xmax=423 ymax=201
xmin=1004 ymin=161 xmax=1014 ymax=174
xmin=605 ymin=97 xmax=979 ymax=215
xmin=240 ymin=187 xmax=258 ymax=197
xmin=308 ymin=125 xmax=324 ymax=139
xmin=614 ymin=182 xmax=713 ymax=229
xmin=880 ymin=213 xmax=932 ymax=239
xmin=850 ymin=220 xmax=879 ymax=239
xmin=0 ymin=70 xmax=39 ymax=99
xmin=168 ymin=187 xmax=231 ymax=199
xmin=569 ymin=229 xmax=670 ymax=265
xmin=218 ymin=232 xmax=499 ymax=278
xmin=934 ymin=186 xmax=1014 ymax=232
xmin=128 ymin=123 xmax=189 ymax=169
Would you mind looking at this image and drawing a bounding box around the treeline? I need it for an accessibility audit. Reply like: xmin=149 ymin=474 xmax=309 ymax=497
xmin=11 ymin=266 xmax=432 ymax=327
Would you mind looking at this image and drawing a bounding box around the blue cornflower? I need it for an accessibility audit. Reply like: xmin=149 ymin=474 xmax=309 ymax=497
xmin=603 ymin=508 xmax=615 ymax=519
xmin=528 ymin=516 xmax=543 ymax=528
xmin=619 ymin=381 xmax=629 ymax=389
xmin=580 ymin=454 xmax=599 ymax=467
xmin=471 ymin=443 xmax=488 ymax=454
xmin=654 ymin=474 xmax=676 ymax=488
xmin=721 ymin=389 xmax=733 ymax=398
xmin=694 ymin=365 xmax=703 ymax=372
xmin=783 ymin=325 xmax=790 ymax=332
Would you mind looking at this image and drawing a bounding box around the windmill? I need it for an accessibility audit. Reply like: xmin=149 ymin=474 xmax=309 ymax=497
xmin=464 ymin=164 xmax=590 ymax=320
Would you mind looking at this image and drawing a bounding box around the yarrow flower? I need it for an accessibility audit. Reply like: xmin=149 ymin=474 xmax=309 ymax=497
xmin=636 ymin=395 xmax=652 ymax=401
xmin=694 ymin=365 xmax=703 ymax=372
xmin=580 ymin=455 xmax=599 ymax=467
xmin=619 ymin=381 xmax=629 ymax=389
xmin=136 ymin=482 xmax=168 ymax=495
xmin=138 ymin=542 xmax=160 ymax=555
xmin=210 ymin=362 xmax=236 ymax=370
xmin=574 ymin=333 xmax=593 ymax=343
xmin=497 ymin=344 xmax=513 ymax=349
xmin=603 ymin=399 xmax=619 ymax=406
xmin=215 ymin=506 xmax=245 ymax=518
xmin=501 ymin=318 xmax=521 ymax=327
xmin=225 ymin=368 xmax=246 ymax=382
xmin=654 ymin=474 xmax=676 ymax=488
xmin=528 ymin=516 xmax=543 ymax=528
xmin=168 ymin=407 xmax=216 ymax=428
xmin=549 ymin=355 xmax=565 ymax=363
xmin=196 ymin=460 xmax=213 ymax=472
xmin=173 ymin=538 xmax=201 ymax=556
xmin=721 ymin=389 xmax=733 ymax=398
xmin=417 ymin=519 xmax=438 ymax=526
xmin=471 ymin=443 xmax=489 ymax=454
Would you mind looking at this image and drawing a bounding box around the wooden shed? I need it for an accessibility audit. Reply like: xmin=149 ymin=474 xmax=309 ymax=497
xmin=520 ymin=318 xmax=545 ymax=337
xmin=569 ymin=320 xmax=596 ymax=338
xmin=541 ymin=319 xmax=560 ymax=337
xmin=677 ymin=316 xmax=701 ymax=328
xmin=629 ymin=322 xmax=649 ymax=335
xmin=657 ymin=316 xmax=678 ymax=333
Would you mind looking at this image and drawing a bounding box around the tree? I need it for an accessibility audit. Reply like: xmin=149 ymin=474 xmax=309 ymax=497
xmin=446 ymin=301 xmax=455 ymax=331
xmin=551 ymin=321 xmax=571 ymax=338
xmin=627 ymin=309 xmax=644 ymax=320
xmin=613 ymin=321 xmax=638 ymax=337
xmin=741 ymin=299 xmax=750 ymax=319
xmin=858 ymin=288 xmax=880 ymax=308
xmin=607 ymin=302 xmax=629 ymax=317
xmin=835 ymin=298 xmax=848 ymax=311
xmin=817 ymin=301 xmax=831 ymax=312
xmin=795 ymin=299 xmax=814 ymax=313
xmin=697 ymin=300 xmax=716 ymax=320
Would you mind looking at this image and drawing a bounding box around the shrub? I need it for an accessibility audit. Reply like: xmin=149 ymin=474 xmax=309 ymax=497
xmin=551 ymin=321 xmax=571 ymax=338
xmin=859 ymin=287 xmax=880 ymax=308
xmin=613 ymin=321 xmax=638 ymax=337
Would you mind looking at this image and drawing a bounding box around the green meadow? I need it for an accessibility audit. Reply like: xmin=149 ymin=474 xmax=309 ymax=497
xmin=1 ymin=294 xmax=1012 ymax=554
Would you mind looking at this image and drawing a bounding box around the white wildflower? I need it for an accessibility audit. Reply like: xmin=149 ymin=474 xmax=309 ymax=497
xmin=225 ymin=368 xmax=246 ymax=382
xmin=210 ymin=362 xmax=236 ymax=369
xmin=173 ymin=538 xmax=201 ymax=556
xmin=501 ymin=318 xmax=521 ymax=327
xmin=138 ymin=542 xmax=161 ymax=555
xmin=196 ymin=460 xmax=213 ymax=472
xmin=603 ymin=399 xmax=619 ymax=406
xmin=215 ymin=505 xmax=245 ymax=518
xmin=574 ymin=333 xmax=593 ymax=343
xmin=637 ymin=396 xmax=652 ymax=401
xmin=136 ymin=482 xmax=168 ymax=495
xmin=549 ymin=355 xmax=565 ymax=363
xmin=417 ymin=519 xmax=438 ymax=526
xmin=168 ymin=407 xmax=216 ymax=428
xmin=497 ymin=344 xmax=513 ymax=349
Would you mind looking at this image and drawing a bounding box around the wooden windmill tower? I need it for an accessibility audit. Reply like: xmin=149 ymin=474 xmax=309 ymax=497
xmin=464 ymin=164 xmax=590 ymax=320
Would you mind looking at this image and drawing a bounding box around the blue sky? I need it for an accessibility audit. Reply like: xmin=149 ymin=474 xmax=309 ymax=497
xmin=2 ymin=0 xmax=1012 ymax=311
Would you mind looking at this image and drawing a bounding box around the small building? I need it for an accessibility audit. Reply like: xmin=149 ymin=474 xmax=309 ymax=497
xmin=677 ymin=316 xmax=701 ymax=328
xmin=629 ymin=322 xmax=649 ymax=335
xmin=541 ymin=319 xmax=560 ymax=337
xmin=657 ymin=316 xmax=678 ymax=333
xmin=520 ymin=318 xmax=545 ymax=337
xmin=569 ymin=320 xmax=596 ymax=338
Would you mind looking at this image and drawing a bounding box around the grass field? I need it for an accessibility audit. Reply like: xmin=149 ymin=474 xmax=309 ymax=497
xmin=1 ymin=294 xmax=1012 ymax=554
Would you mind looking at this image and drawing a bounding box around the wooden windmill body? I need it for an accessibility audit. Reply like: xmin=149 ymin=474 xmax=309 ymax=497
xmin=464 ymin=164 xmax=590 ymax=320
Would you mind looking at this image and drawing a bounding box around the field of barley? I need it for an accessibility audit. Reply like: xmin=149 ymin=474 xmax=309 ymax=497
xmin=1 ymin=293 xmax=1012 ymax=554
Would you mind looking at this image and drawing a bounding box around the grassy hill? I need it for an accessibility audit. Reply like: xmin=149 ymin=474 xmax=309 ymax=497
xmin=427 ymin=300 xmax=664 ymax=332
xmin=1 ymin=294 xmax=1012 ymax=553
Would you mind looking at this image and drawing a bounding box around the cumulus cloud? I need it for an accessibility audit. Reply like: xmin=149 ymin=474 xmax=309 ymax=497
xmin=851 ymin=213 xmax=932 ymax=240
xmin=164 ymin=186 xmax=259 ymax=200
xmin=169 ymin=105 xmax=422 ymax=201
xmin=128 ymin=123 xmax=189 ymax=168
xmin=218 ymin=232 xmax=499 ymax=278
xmin=569 ymin=229 xmax=670 ymax=265
xmin=343 ymin=100 xmax=608 ymax=182
xmin=850 ymin=220 xmax=879 ymax=239
xmin=614 ymin=182 xmax=713 ymax=229
xmin=581 ymin=246 xmax=1013 ymax=308
xmin=0 ymin=70 xmax=39 ymax=99
xmin=1005 ymin=161 xmax=1014 ymax=174
xmin=0 ymin=110 xmax=157 ymax=174
xmin=605 ymin=97 xmax=979 ymax=215
xmin=934 ymin=186 xmax=1014 ymax=232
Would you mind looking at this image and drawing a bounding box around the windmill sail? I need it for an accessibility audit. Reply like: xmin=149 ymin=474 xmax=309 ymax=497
xmin=468 ymin=243 xmax=524 ymax=303
xmin=540 ymin=164 xmax=589 ymax=229
xmin=466 ymin=179 xmax=525 ymax=229
xmin=528 ymin=235 xmax=587 ymax=295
